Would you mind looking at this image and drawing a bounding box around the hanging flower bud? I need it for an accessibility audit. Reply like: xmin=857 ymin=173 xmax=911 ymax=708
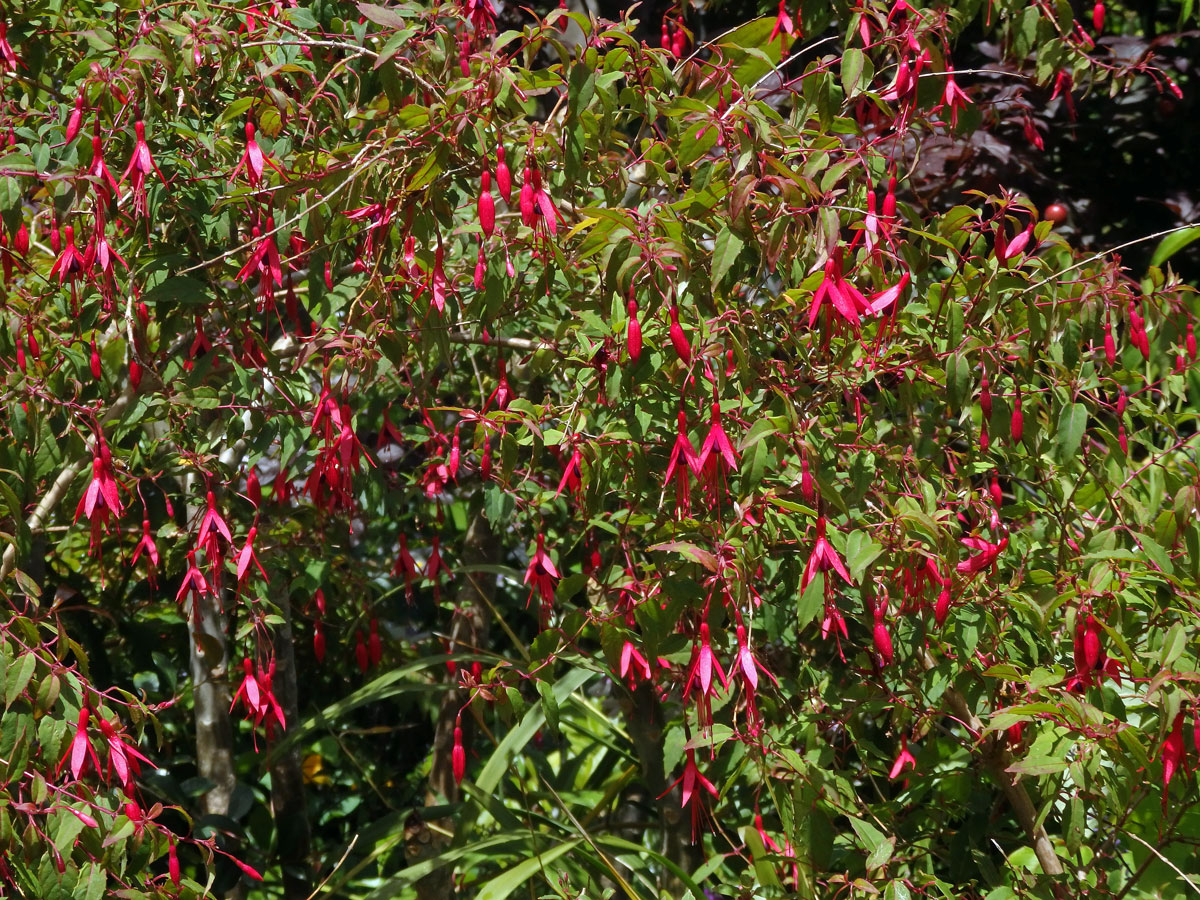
xmin=16 ymin=335 xmax=26 ymax=373
xmin=626 ymin=298 xmax=642 ymax=362
xmin=882 ymin=175 xmax=897 ymax=219
xmin=480 ymin=436 xmax=492 ymax=481
xmin=1011 ymin=392 xmax=1024 ymax=443
xmin=979 ymin=420 xmax=989 ymax=452
xmin=934 ymin=586 xmax=952 ymax=626
xmin=129 ymin=357 xmax=142 ymax=389
xmin=452 ymin=719 xmax=466 ymax=784
xmin=478 ymin=168 xmax=495 ymax=236
xmin=1188 ymin=323 xmax=1196 ymax=360
xmin=89 ymin=338 xmax=102 ymax=381
xmin=313 ymin=621 xmax=326 ymax=662
xmin=474 ymin=245 xmax=486 ymax=290
xmin=14 ymin=221 xmax=29 ymax=256
xmin=368 ymin=617 xmax=382 ymax=667
xmin=168 ymin=837 xmax=181 ymax=887
xmin=1104 ymin=316 xmax=1117 ymax=366
xmin=1116 ymin=388 xmax=1127 ymax=417
xmin=1118 ymin=424 xmax=1128 ymax=454
xmin=519 ymin=164 xmax=535 ymax=226
xmin=873 ymin=601 xmax=893 ymax=666
xmin=800 ymin=453 xmax=815 ymax=502
xmin=354 ymin=629 xmax=368 ymax=673
xmin=495 ymin=146 xmax=512 ymax=203
xmin=1092 ymin=1 xmax=1105 ymax=32
xmin=668 ymin=305 xmax=691 ymax=364
xmin=989 ymin=476 xmax=1003 ymax=508
xmin=980 ymin=371 xmax=992 ymax=421
xmin=65 ymin=91 xmax=86 ymax=143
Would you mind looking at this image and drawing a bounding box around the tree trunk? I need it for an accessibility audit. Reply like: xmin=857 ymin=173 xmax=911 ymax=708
xmin=267 ymin=587 xmax=312 ymax=900
xmin=184 ymin=479 xmax=244 ymax=900
xmin=414 ymin=511 xmax=495 ymax=900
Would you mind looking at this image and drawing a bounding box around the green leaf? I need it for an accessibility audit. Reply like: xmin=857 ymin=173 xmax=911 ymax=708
xmin=475 ymin=668 xmax=594 ymax=794
xmin=1055 ymin=402 xmax=1087 ymax=459
xmin=5 ymin=652 xmax=36 ymax=708
xmin=797 ymin=570 xmax=823 ymax=628
xmin=711 ymin=225 xmax=745 ymax=289
xmin=475 ymin=838 xmax=583 ymax=900
xmin=1149 ymin=225 xmax=1200 ymax=268
xmin=845 ymin=531 xmax=884 ymax=582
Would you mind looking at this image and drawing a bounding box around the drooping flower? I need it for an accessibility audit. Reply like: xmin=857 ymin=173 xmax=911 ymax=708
xmin=120 ymin=120 xmax=167 ymax=218
xmin=956 ymin=534 xmax=1008 ymax=576
xmin=697 ymin=401 xmax=740 ymax=503
xmin=889 ymin=736 xmax=917 ymax=780
xmin=808 ymin=248 xmax=869 ymax=330
xmin=941 ymin=65 xmax=971 ymax=127
xmin=659 ymin=748 xmax=719 ymax=841
xmin=801 ymin=516 xmax=852 ymax=592
xmin=523 ymin=533 xmax=559 ymax=622
xmin=96 ymin=716 xmax=154 ymax=792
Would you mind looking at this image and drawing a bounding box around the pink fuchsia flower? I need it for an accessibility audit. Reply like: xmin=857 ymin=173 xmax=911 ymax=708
xmin=120 ymin=120 xmax=167 ymax=218
xmin=801 ymin=516 xmax=852 ymax=593
xmin=660 ymin=748 xmax=719 ymax=841
xmin=524 ymin=533 xmax=559 ymax=622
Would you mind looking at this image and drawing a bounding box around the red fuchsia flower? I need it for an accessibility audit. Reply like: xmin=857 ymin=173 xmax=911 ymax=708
xmin=619 ymin=639 xmax=653 ymax=688
xmin=313 ymin=620 xmax=326 ymax=662
xmin=626 ymin=298 xmax=642 ymax=362
xmin=131 ymin=518 xmax=160 ymax=587
xmin=660 ymin=748 xmax=719 ymax=841
xmin=478 ymin=168 xmax=495 ymax=236
xmin=808 ymin=248 xmax=869 ymax=330
xmin=50 ymin=223 xmax=87 ymax=296
xmin=867 ymin=270 xmax=910 ymax=316
xmin=1093 ymin=1 xmax=1105 ymax=31
xmin=95 ymin=716 xmax=153 ymax=792
xmin=65 ymin=91 xmax=86 ymax=143
xmin=549 ymin=445 xmax=582 ymax=499
xmin=235 ymin=525 xmax=268 ymax=589
xmin=59 ymin=707 xmax=102 ymax=780
xmin=231 ymin=121 xmax=283 ymax=186
xmin=697 ymin=401 xmax=740 ymax=503
xmin=801 ymin=516 xmax=852 ymax=592
xmin=176 ymin=549 xmax=211 ymax=622
xmin=889 ymin=736 xmax=917 ymax=780
xmin=168 ymin=837 xmax=181 ymax=887
xmin=75 ymin=438 xmax=122 ymax=554
xmin=0 ymin=23 xmax=20 ymax=71
xmin=519 ymin=163 xmax=535 ymax=225
xmin=768 ymin=0 xmax=797 ymax=46
xmin=495 ymin=145 xmax=512 ymax=202
xmin=999 ymin=219 xmax=1036 ymax=264
xmin=344 ymin=200 xmax=394 ymax=263
xmin=392 ymin=535 xmax=419 ymax=602
xmin=120 ymin=120 xmax=167 ymax=218
xmin=668 ymin=305 xmax=692 ymax=364
xmin=368 ymin=617 xmax=382 ymax=667
xmin=934 ymin=584 xmax=953 ymax=626
xmin=664 ymin=410 xmax=700 ymax=516
xmin=197 ymin=489 xmax=233 ymax=563
xmin=940 ymin=65 xmax=971 ymax=127
xmin=873 ymin=598 xmax=894 ymax=666
xmin=426 ymin=536 xmax=452 ymax=599
xmin=734 ymin=623 xmax=777 ymax=692
xmin=237 ymin=218 xmax=284 ymax=310
xmin=452 ymin=716 xmax=466 ymax=784
xmin=684 ymin=621 xmax=728 ymax=729
xmin=956 ymin=533 xmax=1008 ymax=576
xmin=524 ymin=533 xmax=560 ymax=622
xmin=1160 ymin=713 xmax=1186 ymax=805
